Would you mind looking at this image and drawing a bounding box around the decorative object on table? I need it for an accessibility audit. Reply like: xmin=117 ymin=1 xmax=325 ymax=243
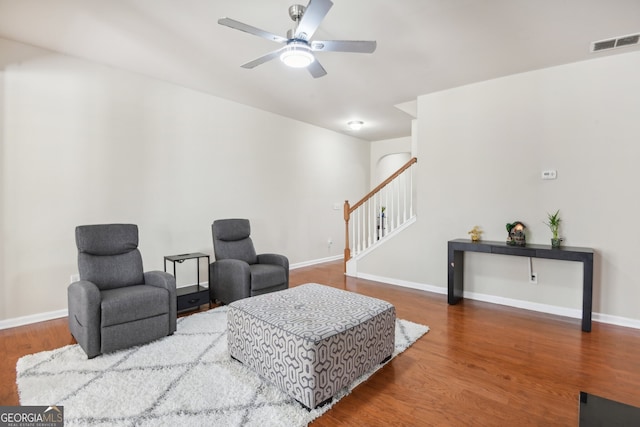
xmin=467 ymin=226 xmax=483 ymax=242
xmin=506 ymin=221 xmax=526 ymax=246
xmin=545 ymin=209 xmax=562 ymax=248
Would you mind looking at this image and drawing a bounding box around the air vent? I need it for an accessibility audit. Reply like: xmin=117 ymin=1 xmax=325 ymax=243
xmin=616 ymin=34 xmax=640 ymax=47
xmin=592 ymin=39 xmax=616 ymax=51
xmin=592 ymin=33 xmax=640 ymax=53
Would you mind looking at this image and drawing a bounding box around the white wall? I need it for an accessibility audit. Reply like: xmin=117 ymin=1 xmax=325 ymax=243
xmin=359 ymin=50 xmax=640 ymax=323
xmin=0 ymin=38 xmax=370 ymax=321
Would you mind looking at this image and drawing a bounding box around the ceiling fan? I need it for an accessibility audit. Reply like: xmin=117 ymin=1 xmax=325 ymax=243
xmin=218 ymin=0 xmax=376 ymax=78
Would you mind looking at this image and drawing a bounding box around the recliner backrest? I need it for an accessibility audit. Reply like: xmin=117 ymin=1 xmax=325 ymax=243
xmin=76 ymin=224 xmax=145 ymax=290
xmin=212 ymin=219 xmax=258 ymax=264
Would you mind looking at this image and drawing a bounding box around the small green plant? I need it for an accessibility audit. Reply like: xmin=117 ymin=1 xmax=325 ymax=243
xmin=545 ymin=210 xmax=561 ymax=239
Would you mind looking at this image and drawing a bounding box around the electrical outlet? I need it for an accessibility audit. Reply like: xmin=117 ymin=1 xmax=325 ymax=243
xmin=327 ymin=238 xmax=333 ymax=247
xmin=530 ymin=273 xmax=538 ymax=284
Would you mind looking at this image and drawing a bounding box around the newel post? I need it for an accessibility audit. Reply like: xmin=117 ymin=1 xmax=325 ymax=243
xmin=343 ymin=200 xmax=351 ymax=272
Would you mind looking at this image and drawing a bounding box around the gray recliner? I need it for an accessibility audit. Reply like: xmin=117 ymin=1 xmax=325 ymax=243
xmin=210 ymin=219 xmax=289 ymax=304
xmin=68 ymin=224 xmax=177 ymax=358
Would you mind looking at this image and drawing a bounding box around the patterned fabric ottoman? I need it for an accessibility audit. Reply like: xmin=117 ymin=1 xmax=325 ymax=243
xmin=227 ymin=283 xmax=396 ymax=409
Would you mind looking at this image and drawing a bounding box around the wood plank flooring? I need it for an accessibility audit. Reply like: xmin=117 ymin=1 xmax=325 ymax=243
xmin=2 ymin=260 xmax=640 ymax=426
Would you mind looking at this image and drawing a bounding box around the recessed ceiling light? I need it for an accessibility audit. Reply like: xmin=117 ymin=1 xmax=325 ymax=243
xmin=347 ymin=121 xmax=364 ymax=131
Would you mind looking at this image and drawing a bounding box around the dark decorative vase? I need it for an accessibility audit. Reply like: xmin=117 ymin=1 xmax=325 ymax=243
xmin=551 ymin=238 xmax=562 ymax=248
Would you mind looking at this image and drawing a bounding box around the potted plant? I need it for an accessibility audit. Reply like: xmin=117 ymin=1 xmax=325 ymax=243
xmin=545 ymin=210 xmax=562 ymax=248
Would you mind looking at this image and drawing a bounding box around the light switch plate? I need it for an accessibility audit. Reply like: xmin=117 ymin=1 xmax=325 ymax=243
xmin=541 ymin=170 xmax=557 ymax=180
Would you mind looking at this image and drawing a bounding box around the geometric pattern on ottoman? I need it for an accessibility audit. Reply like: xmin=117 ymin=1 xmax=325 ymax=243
xmin=227 ymin=283 xmax=396 ymax=409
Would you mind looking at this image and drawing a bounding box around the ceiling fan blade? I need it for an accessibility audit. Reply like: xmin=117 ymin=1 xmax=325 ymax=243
xmin=295 ymin=0 xmax=333 ymax=40
xmin=218 ymin=17 xmax=287 ymax=44
xmin=311 ymin=40 xmax=377 ymax=54
xmin=241 ymin=48 xmax=285 ymax=69
xmin=308 ymin=59 xmax=327 ymax=78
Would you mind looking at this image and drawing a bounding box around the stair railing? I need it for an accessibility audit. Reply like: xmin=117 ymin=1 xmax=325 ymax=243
xmin=344 ymin=157 xmax=417 ymax=269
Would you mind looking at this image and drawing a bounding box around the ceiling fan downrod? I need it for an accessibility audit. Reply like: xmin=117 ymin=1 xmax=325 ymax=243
xmin=288 ymin=4 xmax=306 ymax=37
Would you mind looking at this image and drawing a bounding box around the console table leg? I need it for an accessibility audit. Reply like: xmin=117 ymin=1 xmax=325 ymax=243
xmin=582 ymin=258 xmax=594 ymax=332
xmin=448 ymin=247 xmax=464 ymax=304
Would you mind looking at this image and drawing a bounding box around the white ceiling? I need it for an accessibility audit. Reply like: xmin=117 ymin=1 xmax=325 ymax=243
xmin=0 ymin=0 xmax=639 ymax=141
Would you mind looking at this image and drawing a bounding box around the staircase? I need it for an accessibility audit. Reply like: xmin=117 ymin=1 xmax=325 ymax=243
xmin=343 ymin=157 xmax=417 ymax=275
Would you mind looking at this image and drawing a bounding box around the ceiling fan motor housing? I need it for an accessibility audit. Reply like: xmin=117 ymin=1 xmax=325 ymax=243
xmin=288 ymin=4 xmax=306 ymax=22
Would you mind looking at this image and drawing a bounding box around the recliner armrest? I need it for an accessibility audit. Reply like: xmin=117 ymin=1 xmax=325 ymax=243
xmin=68 ymin=280 xmax=101 ymax=318
xmin=144 ymin=271 xmax=177 ymax=333
xmin=144 ymin=271 xmax=176 ymax=292
xmin=257 ymin=253 xmax=289 ymax=287
xmin=67 ymin=280 xmax=101 ymax=357
xmin=257 ymin=253 xmax=289 ymax=270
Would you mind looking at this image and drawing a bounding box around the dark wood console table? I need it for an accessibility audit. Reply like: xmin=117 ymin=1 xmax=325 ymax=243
xmin=447 ymin=239 xmax=595 ymax=332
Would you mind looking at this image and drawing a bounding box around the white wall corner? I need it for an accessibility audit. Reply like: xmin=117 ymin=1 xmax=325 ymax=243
xmin=345 ymin=258 xmax=358 ymax=277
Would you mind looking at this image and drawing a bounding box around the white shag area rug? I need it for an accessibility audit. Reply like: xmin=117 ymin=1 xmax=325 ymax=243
xmin=17 ymin=305 xmax=429 ymax=427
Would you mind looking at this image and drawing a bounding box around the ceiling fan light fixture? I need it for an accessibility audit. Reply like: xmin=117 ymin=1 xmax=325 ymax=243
xmin=348 ymin=120 xmax=364 ymax=131
xmin=280 ymin=42 xmax=314 ymax=68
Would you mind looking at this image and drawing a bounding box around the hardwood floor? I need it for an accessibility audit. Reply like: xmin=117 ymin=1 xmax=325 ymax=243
xmin=2 ymin=260 xmax=640 ymax=425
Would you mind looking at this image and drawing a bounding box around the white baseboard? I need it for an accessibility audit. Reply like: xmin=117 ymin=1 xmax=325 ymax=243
xmin=356 ymin=272 xmax=447 ymax=295
xmin=7 ymin=267 xmax=639 ymax=332
xmin=0 ymin=258 xmax=342 ymax=330
xmin=290 ymin=255 xmax=343 ymax=270
xmin=593 ymin=312 xmax=640 ymax=330
xmin=0 ymin=309 xmax=68 ymax=330
xmin=463 ymin=290 xmax=582 ymax=319
xmin=356 ymin=272 xmax=640 ymax=331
